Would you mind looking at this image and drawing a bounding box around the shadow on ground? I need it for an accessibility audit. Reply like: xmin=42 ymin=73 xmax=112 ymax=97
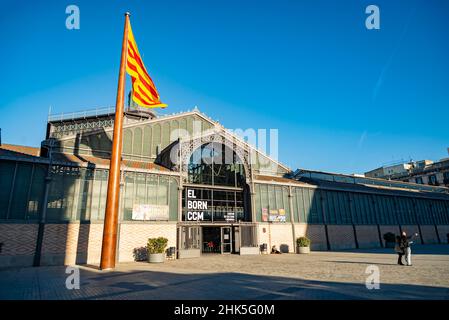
xmin=330 ymin=244 xmax=449 ymax=255
xmin=1 ymin=266 xmax=448 ymax=300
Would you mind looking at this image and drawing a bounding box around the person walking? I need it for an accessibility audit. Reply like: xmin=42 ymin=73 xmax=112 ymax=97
xmin=394 ymin=235 xmax=404 ymax=265
xmin=400 ymin=231 xmax=419 ymax=266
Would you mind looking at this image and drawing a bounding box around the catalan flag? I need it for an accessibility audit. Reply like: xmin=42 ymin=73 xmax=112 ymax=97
xmin=126 ymin=21 xmax=167 ymax=108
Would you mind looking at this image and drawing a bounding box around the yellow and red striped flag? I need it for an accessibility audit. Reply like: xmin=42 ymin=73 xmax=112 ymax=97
xmin=126 ymin=21 xmax=167 ymax=108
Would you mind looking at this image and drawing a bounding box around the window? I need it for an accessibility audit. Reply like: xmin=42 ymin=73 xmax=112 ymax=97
xmin=182 ymin=188 xmax=246 ymax=222
xmin=428 ymin=175 xmax=438 ymax=186
xmin=188 ymin=143 xmax=245 ymax=188
xmin=415 ymin=177 xmax=423 ymax=184
xmin=443 ymin=172 xmax=449 ymax=184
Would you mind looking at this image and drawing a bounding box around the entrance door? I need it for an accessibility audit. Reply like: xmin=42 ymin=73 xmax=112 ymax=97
xmin=202 ymin=227 xmax=221 ymax=253
xmin=221 ymin=226 xmax=232 ymax=254
xmin=178 ymin=226 xmax=202 ymax=259
xmin=180 ymin=226 xmax=201 ymax=250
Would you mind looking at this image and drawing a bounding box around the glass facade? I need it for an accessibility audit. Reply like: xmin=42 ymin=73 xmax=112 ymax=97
xmin=1 ymin=152 xmax=449 ymax=227
xmin=183 ymin=143 xmax=250 ymax=222
xmin=0 ymin=160 xmax=178 ymax=222
xmin=182 ymin=187 xmax=245 ymax=222
xmin=254 ymin=184 xmax=291 ymax=222
xmin=255 ymin=184 xmax=449 ymax=225
xmin=187 ymin=142 xmax=245 ymax=188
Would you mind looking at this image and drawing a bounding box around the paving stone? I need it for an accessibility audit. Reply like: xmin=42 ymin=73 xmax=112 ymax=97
xmin=0 ymin=245 xmax=448 ymax=299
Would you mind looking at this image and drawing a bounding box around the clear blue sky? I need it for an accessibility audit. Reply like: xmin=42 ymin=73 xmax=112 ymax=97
xmin=0 ymin=0 xmax=448 ymax=174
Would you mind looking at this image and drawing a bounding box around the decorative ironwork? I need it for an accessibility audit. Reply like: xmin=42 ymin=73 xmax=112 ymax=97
xmin=49 ymin=118 xmax=114 ymax=138
xmin=176 ymin=129 xmax=253 ymax=184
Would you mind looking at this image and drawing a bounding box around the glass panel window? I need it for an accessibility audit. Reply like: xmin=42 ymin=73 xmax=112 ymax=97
xmin=188 ymin=143 xmax=245 ymax=188
xmin=9 ymin=163 xmax=33 ymax=220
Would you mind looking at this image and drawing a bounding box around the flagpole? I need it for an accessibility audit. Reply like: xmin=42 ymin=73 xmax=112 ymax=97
xmin=100 ymin=12 xmax=130 ymax=270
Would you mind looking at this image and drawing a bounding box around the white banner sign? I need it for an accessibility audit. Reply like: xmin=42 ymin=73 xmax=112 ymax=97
xmin=132 ymin=204 xmax=169 ymax=221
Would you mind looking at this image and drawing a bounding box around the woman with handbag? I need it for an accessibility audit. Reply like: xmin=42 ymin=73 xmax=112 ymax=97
xmin=394 ymin=235 xmax=405 ymax=265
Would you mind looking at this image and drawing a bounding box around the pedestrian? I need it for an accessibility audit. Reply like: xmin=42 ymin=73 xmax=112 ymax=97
xmin=271 ymin=245 xmax=281 ymax=254
xmin=400 ymin=231 xmax=419 ymax=266
xmin=394 ymin=235 xmax=404 ymax=265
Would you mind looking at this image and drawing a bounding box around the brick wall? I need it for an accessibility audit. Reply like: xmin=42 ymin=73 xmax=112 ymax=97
xmin=379 ymin=225 xmax=401 ymax=246
xmin=355 ymin=225 xmax=381 ymax=248
xmin=327 ymin=225 xmax=356 ymax=250
xmin=268 ymin=224 xmax=295 ymax=253
xmin=85 ymin=223 xmax=105 ymax=264
xmin=419 ymin=225 xmax=439 ymax=244
xmin=0 ymin=221 xmax=177 ymax=267
xmin=118 ymin=222 xmax=177 ymax=262
xmin=40 ymin=223 xmax=104 ymax=266
xmin=0 ymin=223 xmax=38 ymax=267
xmin=257 ymin=223 xmax=270 ymax=252
xmin=294 ymin=224 xmax=308 ymax=239
xmin=2 ymin=221 xmax=449 ymax=268
xmin=437 ymin=225 xmax=449 ymax=244
xmin=304 ymin=224 xmax=328 ymax=251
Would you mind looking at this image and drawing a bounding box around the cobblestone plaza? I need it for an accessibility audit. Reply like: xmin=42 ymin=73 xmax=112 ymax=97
xmin=1 ymin=245 xmax=448 ymax=300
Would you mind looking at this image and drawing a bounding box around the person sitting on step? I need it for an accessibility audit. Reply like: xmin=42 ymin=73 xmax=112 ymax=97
xmin=271 ymin=245 xmax=281 ymax=254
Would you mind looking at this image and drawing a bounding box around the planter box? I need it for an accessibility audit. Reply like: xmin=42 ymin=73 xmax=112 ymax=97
xmin=178 ymin=249 xmax=201 ymax=259
xmin=298 ymin=246 xmax=310 ymax=254
xmin=148 ymin=253 xmax=165 ymax=263
xmin=240 ymin=247 xmax=260 ymax=255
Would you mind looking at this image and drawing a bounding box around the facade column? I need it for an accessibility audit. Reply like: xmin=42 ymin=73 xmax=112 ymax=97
xmin=248 ymin=149 xmax=258 ymax=248
xmin=288 ymin=185 xmax=296 ymax=252
xmin=348 ymin=193 xmax=359 ymax=248
xmin=320 ymin=194 xmax=331 ymax=250
xmin=178 ymin=177 xmax=183 ymax=222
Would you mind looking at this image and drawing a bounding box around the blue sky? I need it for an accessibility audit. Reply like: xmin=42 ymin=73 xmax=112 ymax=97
xmin=0 ymin=0 xmax=448 ymax=174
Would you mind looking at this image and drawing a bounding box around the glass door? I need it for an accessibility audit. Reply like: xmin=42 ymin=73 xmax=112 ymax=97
xmin=221 ymin=226 xmax=232 ymax=254
xmin=180 ymin=226 xmax=201 ymax=250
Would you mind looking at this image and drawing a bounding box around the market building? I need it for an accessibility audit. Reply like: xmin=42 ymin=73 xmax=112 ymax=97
xmin=1 ymin=107 xmax=449 ymax=267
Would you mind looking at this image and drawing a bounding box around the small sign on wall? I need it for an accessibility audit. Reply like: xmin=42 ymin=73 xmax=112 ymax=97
xmin=224 ymin=212 xmax=235 ymax=222
xmin=268 ymin=208 xmax=286 ymax=222
xmin=262 ymin=208 xmax=268 ymax=222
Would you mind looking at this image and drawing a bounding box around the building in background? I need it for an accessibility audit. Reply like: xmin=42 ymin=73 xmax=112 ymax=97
xmin=365 ymin=158 xmax=449 ymax=188
xmin=1 ymin=107 xmax=449 ymax=268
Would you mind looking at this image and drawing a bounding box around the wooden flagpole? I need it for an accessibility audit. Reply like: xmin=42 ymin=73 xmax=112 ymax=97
xmin=100 ymin=12 xmax=130 ymax=270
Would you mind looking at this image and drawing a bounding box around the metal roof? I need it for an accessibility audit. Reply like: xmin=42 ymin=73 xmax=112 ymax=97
xmin=291 ymin=169 xmax=449 ymax=200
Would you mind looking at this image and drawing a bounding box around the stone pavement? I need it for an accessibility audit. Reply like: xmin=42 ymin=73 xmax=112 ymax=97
xmin=1 ymin=245 xmax=449 ymax=300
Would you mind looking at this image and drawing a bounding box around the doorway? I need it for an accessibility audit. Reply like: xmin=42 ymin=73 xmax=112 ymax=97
xmin=202 ymin=227 xmax=221 ymax=253
xmin=201 ymin=226 xmax=234 ymax=254
xmin=221 ymin=226 xmax=232 ymax=254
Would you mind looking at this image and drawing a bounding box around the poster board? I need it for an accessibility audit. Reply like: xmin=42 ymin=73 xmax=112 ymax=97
xmin=268 ymin=208 xmax=286 ymax=222
xmin=262 ymin=208 xmax=268 ymax=222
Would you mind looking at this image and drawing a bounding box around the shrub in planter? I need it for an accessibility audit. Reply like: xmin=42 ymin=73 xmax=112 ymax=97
xmin=383 ymin=232 xmax=396 ymax=248
xmin=133 ymin=247 xmax=148 ymax=262
xmin=147 ymin=237 xmax=168 ymax=263
xmin=296 ymin=236 xmax=311 ymax=254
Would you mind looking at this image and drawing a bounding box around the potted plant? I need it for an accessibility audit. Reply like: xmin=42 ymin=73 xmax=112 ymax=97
xmin=132 ymin=246 xmax=148 ymax=262
xmin=296 ymin=236 xmax=311 ymax=254
xmin=147 ymin=237 xmax=168 ymax=263
xmin=383 ymin=232 xmax=396 ymax=248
